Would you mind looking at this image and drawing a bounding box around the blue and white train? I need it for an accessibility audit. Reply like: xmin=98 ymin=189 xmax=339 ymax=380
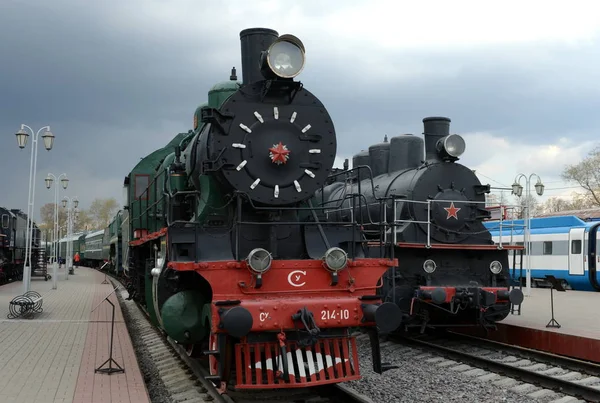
xmin=485 ymin=215 xmax=600 ymax=291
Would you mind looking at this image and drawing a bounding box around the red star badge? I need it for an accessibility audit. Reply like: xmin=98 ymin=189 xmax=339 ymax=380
xmin=444 ymin=202 xmax=461 ymax=220
xmin=269 ymin=142 xmax=290 ymax=165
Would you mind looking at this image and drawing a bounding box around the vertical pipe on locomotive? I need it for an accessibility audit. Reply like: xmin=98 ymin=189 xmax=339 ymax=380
xmin=239 ymin=28 xmax=279 ymax=85
xmin=423 ymin=116 xmax=451 ymax=161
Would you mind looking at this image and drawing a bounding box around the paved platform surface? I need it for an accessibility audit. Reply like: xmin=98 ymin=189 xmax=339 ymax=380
xmin=459 ymin=288 xmax=600 ymax=362
xmin=0 ymin=267 xmax=150 ymax=403
xmin=503 ymin=287 xmax=600 ymax=339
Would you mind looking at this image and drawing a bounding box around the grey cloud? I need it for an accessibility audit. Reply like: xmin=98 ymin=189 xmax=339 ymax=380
xmin=2 ymin=0 xmax=600 ymax=220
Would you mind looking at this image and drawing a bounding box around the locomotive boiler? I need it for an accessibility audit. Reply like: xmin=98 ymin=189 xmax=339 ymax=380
xmin=123 ymin=27 xmax=400 ymax=392
xmin=315 ymin=117 xmax=524 ymax=328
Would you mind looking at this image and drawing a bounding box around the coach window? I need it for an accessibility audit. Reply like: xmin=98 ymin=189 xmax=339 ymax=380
xmin=543 ymin=241 xmax=553 ymax=255
xmin=1 ymin=215 xmax=8 ymax=229
xmin=572 ymin=240 xmax=582 ymax=254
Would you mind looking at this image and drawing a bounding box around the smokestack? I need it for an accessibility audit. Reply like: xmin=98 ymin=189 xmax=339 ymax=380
xmin=423 ymin=116 xmax=451 ymax=161
xmin=239 ymin=28 xmax=279 ymax=85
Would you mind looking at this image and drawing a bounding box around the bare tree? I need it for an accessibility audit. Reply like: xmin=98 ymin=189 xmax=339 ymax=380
xmin=39 ymin=203 xmax=67 ymax=231
xmin=513 ymin=195 xmax=542 ymax=219
xmin=39 ymin=198 xmax=118 ymax=235
xmin=562 ymin=146 xmax=600 ymax=206
xmin=541 ymin=197 xmax=573 ymax=214
xmin=540 ymin=193 xmax=596 ymax=214
xmin=72 ymin=210 xmax=94 ymax=233
xmin=87 ymin=198 xmax=119 ymax=229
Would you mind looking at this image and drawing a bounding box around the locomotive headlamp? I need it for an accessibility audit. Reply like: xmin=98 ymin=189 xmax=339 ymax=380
xmin=437 ymin=134 xmax=466 ymax=160
xmin=247 ymin=248 xmax=272 ymax=274
xmin=423 ymin=259 xmax=437 ymax=274
xmin=323 ymin=247 xmax=348 ymax=272
xmin=263 ymin=34 xmax=306 ymax=79
xmin=490 ymin=260 xmax=503 ymax=275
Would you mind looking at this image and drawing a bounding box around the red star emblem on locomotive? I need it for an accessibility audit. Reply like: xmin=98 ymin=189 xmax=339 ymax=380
xmin=444 ymin=202 xmax=461 ymax=220
xmin=269 ymin=142 xmax=290 ymax=165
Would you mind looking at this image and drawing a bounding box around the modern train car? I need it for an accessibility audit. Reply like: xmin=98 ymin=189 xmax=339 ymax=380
xmin=485 ymin=215 xmax=600 ymax=291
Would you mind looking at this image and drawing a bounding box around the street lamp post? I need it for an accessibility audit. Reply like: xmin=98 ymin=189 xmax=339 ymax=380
xmin=512 ymin=173 xmax=545 ymax=297
xmin=15 ymin=124 xmax=55 ymax=293
xmin=62 ymin=196 xmax=78 ymax=276
xmin=46 ymin=173 xmax=69 ymax=290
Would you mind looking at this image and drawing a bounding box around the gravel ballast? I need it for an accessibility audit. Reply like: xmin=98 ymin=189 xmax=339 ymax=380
xmin=344 ymin=335 xmax=581 ymax=403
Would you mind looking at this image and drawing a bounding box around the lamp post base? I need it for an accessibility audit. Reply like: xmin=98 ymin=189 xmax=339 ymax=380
xmin=52 ymin=262 xmax=58 ymax=290
xmin=23 ymin=265 xmax=31 ymax=293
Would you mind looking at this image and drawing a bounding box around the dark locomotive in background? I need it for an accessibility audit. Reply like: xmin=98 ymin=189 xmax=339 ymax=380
xmin=0 ymin=208 xmax=43 ymax=284
xmin=315 ymin=116 xmax=524 ymax=328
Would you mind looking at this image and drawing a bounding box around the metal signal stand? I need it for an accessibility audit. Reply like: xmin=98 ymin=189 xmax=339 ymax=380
xmin=100 ymin=262 xmax=110 ymax=284
xmin=544 ymin=275 xmax=563 ymax=329
xmin=93 ymin=286 xmax=125 ymax=375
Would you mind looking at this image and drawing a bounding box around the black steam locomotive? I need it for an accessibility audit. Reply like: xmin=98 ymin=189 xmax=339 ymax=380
xmin=315 ymin=117 xmax=524 ymax=329
xmin=0 ymin=208 xmax=43 ymax=284
xmin=124 ymin=27 xmax=400 ymax=390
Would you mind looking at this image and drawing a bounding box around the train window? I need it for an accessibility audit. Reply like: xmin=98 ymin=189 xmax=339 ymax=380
xmin=135 ymin=174 xmax=150 ymax=200
xmin=1 ymin=214 xmax=8 ymax=229
xmin=543 ymin=241 xmax=553 ymax=255
xmin=571 ymin=240 xmax=582 ymax=254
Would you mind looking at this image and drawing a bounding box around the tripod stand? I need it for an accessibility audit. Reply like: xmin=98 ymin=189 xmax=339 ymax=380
xmin=100 ymin=262 xmax=110 ymax=284
xmin=92 ymin=286 xmax=125 ymax=375
xmin=544 ymin=275 xmax=565 ymax=329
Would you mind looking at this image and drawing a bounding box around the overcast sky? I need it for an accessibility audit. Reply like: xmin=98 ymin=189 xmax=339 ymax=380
xmin=1 ymin=0 xmax=600 ymax=222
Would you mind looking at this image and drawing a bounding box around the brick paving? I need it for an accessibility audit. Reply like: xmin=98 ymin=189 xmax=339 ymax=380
xmin=0 ymin=267 xmax=150 ymax=403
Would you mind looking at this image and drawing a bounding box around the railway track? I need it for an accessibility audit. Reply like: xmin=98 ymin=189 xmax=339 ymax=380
xmin=392 ymin=331 xmax=600 ymax=402
xmin=106 ymin=270 xmax=374 ymax=403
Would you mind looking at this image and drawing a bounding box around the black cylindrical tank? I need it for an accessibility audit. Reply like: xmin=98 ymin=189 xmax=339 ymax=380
xmin=239 ymin=28 xmax=279 ymax=85
xmin=423 ymin=116 xmax=451 ymax=161
xmin=388 ymin=134 xmax=424 ymax=172
xmin=352 ymin=150 xmax=370 ymax=174
xmin=368 ymin=136 xmax=390 ymax=177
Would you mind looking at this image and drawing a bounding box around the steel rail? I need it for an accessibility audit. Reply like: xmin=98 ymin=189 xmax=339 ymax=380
xmin=395 ymin=334 xmax=600 ymax=403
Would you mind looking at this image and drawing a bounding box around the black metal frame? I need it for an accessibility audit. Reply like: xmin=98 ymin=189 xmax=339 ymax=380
xmin=94 ymin=287 xmax=125 ymax=375
xmin=7 ymin=290 xmax=43 ymax=319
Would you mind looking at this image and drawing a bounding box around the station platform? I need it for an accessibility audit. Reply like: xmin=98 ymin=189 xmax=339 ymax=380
xmin=459 ymin=288 xmax=600 ymax=363
xmin=0 ymin=267 xmax=150 ymax=403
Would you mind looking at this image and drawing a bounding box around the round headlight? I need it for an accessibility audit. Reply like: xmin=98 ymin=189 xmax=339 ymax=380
xmin=247 ymin=248 xmax=272 ymax=274
xmin=267 ymin=35 xmax=306 ymax=79
xmin=323 ymin=247 xmax=348 ymax=272
xmin=443 ymin=134 xmax=466 ymax=158
xmin=490 ymin=260 xmax=502 ymax=275
xmin=423 ymin=259 xmax=436 ymax=274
